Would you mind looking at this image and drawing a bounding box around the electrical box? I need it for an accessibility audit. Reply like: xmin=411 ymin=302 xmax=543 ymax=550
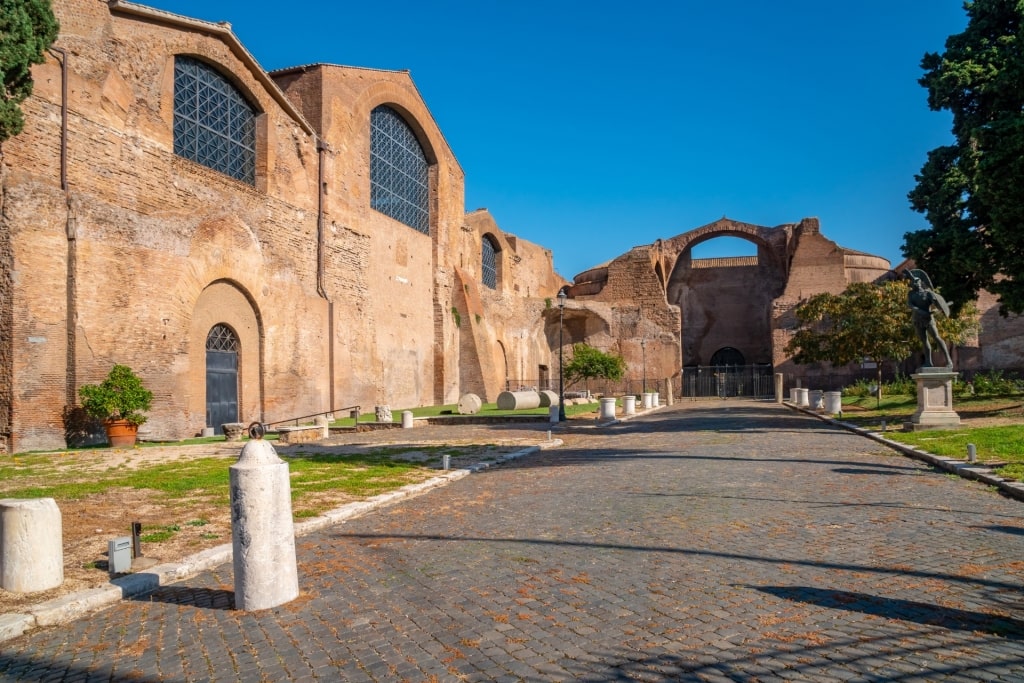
xmin=108 ymin=536 xmax=132 ymax=574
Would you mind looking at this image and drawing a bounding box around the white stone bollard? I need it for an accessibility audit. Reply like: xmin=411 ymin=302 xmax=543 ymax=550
xmin=824 ymin=391 xmax=842 ymax=415
xmin=0 ymin=498 xmax=63 ymax=593
xmin=642 ymin=392 xmax=654 ymax=410
xmin=623 ymin=395 xmax=636 ymax=415
xmin=230 ymin=432 xmax=299 ymax=611
xmin=809 ymin=389 xmax=824 ymax=410
xmin=789 ymin=388 xmax=798 ymax=403
xmin=314 ymin=414 xmax=329 ymax=438
xmin=599 ymin=397 xmax=617 ymax=420
xmin=795 ymin=388 xmax=810 ymax=407
xmin=401 ymin=410 xmax=413 ymax=428
xmin=653 ymin=391 xmax=660 ymax=407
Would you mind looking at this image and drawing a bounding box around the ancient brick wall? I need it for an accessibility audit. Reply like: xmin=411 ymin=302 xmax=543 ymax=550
xmin=0 ymin=0 xmax=565 ymax=451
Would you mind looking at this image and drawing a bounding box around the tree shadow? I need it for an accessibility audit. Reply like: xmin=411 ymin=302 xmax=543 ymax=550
xmin=751 ymin=585 xmax=1024 ymax=639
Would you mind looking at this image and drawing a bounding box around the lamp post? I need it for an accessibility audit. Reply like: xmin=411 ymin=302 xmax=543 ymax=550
xmin=557 ymin=287 xmax=567 ymax=422
xmin=641 ymin=338 xmax=647 ymax=395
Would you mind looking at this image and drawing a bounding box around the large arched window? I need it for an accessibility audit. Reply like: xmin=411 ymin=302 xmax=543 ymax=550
xmin=481 ymin=235 xmax=499 ymax=289
xmin=174 ymin=56 xmax=257 ymax=184
xmin=370 ymin=105 xmax=429 ymax=234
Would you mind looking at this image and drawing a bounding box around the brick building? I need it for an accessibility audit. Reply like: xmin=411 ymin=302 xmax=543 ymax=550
xmin=563 ymin=216 xmax=1024 ymax=391
xmin=0 ymin=0 xmax=564 ymax=453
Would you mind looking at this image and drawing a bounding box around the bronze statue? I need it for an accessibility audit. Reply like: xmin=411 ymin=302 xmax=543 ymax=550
xmin=906 ymin=269 xmax=952 ymax=369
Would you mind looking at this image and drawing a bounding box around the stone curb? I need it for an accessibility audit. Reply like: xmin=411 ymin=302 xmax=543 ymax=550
xmin=0 ymin=440 xmax=561 ymax=643
xmin=784 ymin=401 xmax=1024 ymax=503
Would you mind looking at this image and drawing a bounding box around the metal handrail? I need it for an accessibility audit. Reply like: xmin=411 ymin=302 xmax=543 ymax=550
xmin=262 ymin=404 xmax=361 ymax=430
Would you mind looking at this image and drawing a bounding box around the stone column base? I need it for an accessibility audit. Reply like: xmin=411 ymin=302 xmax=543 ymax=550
xmin=905 ymin=368 xmax=961 ymax=431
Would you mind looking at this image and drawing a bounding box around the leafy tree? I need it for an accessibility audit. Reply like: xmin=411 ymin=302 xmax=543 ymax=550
xmin=563 ymin=343 xmax=625 ymax=393
xmin=784 ymin=280 xmax=980 ymax=391
xmin=904 ymin=0 xmax=1024 ymax=314
xmin=0 ymin=0 xmax=59 ymax=143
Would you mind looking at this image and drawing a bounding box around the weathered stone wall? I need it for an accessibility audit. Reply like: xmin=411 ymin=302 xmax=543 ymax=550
xmin=0 ymin=0 xmax=565 ymax=452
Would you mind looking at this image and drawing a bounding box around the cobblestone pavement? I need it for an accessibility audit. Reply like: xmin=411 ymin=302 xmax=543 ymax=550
xmin=2 ymin=401 xmax=1024 ymax=681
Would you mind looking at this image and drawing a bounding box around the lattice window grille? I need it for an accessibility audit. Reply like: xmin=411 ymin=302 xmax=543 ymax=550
xmin=174 ymin=56 xmax=256 ymax=184
xmin=481 ymin=237 xmax=498 ymax=289
xmin=206 ymin=324 xmax=239 ymax=352
xmin=370 ymin=106 xmax=430 ymax=234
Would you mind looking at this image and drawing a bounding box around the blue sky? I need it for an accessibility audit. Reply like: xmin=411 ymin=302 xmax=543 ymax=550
xmin=144 ymin=0 xmax=967 ymax=280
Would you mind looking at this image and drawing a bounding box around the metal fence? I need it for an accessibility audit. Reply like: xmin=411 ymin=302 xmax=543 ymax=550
xmin=680 ymin=365 xmax=775 ymax=399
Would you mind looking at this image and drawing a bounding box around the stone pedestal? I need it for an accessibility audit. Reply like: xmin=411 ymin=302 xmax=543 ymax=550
xmin=795 ymin=388 xmax=809 ymax=407
xmin=623 ymin=395 xmax=636 ymax=416
xmin=809 ymin=389 xmax=824 ymax=410
xmin=0 ymin=498 xmax=63 ymax=593
xmin=230 ymin=439 xmax=299 ymax=611
xmin=641 ymin=392 xmax=654 ymax=410
xmin=222 ymin=423 xmax=246 ymax=441
xmin=906 ymin=368 xmax=961 ymax=431
xmin=824 ymin=391 xmax=842 ymax=415
xmin=401 ymin=410 xmax=413 ymax=428
xmin=599 ymin=397 xmax=617 ymax=419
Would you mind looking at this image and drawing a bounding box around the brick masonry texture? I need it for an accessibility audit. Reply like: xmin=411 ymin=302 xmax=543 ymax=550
xmin=0 ymin=0 xmax=563 ymax=452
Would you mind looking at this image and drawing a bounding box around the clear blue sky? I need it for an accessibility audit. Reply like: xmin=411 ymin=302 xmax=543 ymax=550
xmin=143 ymin=0 xmax=967 ymax=280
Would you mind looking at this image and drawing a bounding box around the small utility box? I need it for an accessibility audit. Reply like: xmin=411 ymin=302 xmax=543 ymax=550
xmin=108 ymin=536 xmax=132 ymax=574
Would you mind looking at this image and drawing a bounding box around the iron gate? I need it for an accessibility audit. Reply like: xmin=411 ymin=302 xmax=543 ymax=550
xmin=681 ymin=364 xmax=774 ymax=399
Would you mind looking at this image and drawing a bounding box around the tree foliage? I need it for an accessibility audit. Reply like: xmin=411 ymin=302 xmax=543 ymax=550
xmin=784 ymin=280 xmax=980 ymax=378
xmin=904 ymin=0 xmax=1024 ymax=314
xmin=0 ymin=0 xmax=59 ymax=143
xmin=563 ymin=343 xmax=625 ymax=391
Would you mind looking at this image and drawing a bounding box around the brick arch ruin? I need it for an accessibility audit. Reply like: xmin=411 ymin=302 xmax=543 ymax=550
xmin=663 ymin=218 xmax=792 ymax=367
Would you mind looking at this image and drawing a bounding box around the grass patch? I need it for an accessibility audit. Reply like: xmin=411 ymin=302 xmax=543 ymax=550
xmin=141 ymin=524 xmax=180 ymax=543
xmin=329 ymin=400 xmax=601 ymax=426
xmin=837 ymin=393 xmax=1024 ymax=479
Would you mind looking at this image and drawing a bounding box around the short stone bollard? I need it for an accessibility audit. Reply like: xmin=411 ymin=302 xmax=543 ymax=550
xmin=375 ymin=405 xmax=392 ymax=422
xmin=809 ymin=389 xmax=824 ymax=410
xmin=230 ymin=424 xmax=299 ymax=611
xmin=599 ymin=397 xmax=617 ymax=420
xmin=623 ymin=395 xmax=636 ymax=416
xmin=824 ymin=391 xmax=842 ymax=415
xmin=642 ymin=392 xmax=654 ymax=410
xmin=789 ymin=388 xmax=798 ymax=403
xmin=402 ymin=410 xmax=413 ymax=428
xmin=795 ymin=388 xmax=810 ymax=407
xmin=653 ymin=391 xmax=660 ymax=407
xmin=0 ymin=498 xmax=63 ymax=593
xmin=314 ymin=415 xmax=329 ymax=439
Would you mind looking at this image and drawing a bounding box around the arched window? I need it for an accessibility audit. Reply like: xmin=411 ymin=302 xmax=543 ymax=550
xmin=174 ymin=56 xmax=257 ymax=184
xmin=370 ymin=105 xmax=429 ymax=234
xmin=481 ymin=235 xmax=499 ymax=289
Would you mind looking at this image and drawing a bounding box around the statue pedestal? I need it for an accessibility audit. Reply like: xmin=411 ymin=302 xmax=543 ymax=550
xmin=905 ymin=368 xmax=960 ymax=431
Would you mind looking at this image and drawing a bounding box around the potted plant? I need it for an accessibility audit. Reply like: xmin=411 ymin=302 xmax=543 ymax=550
xmin=78 ymin=364 xmax=153 ymax=447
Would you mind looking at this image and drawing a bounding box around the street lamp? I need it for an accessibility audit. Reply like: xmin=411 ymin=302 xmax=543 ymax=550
xmin=557 ymin=287 xmax=567 ymax=422
xmin=641 ymin=338 xmax=647 ymax=395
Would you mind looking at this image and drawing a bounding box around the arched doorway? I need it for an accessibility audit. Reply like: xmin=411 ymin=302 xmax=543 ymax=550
xmin=710 ymin=346 xmax=745 ymax=367
xmin=206 ymin=324 xmax=239 ymax=434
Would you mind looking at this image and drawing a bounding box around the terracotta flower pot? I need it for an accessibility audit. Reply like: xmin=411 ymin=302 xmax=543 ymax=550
xmin=105 ymin=419 xmax=139 ymax=448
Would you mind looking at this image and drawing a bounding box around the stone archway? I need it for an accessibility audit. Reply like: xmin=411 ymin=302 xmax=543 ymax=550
xmin=190 ymin=281 xmax=262 ymax=437
xmin=664 ymin=219 xmax=789 ymax=367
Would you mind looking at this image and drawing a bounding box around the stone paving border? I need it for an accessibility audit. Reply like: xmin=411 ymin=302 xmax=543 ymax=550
xmin=785 ymin=400 xmax=1024 ymax=503
xmin=0 ymin=439 xmax=562 ymax=644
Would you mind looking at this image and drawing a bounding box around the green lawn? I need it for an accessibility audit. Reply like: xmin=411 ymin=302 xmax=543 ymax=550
xmin=836 ymin=393 xmax=1024 ymax=480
